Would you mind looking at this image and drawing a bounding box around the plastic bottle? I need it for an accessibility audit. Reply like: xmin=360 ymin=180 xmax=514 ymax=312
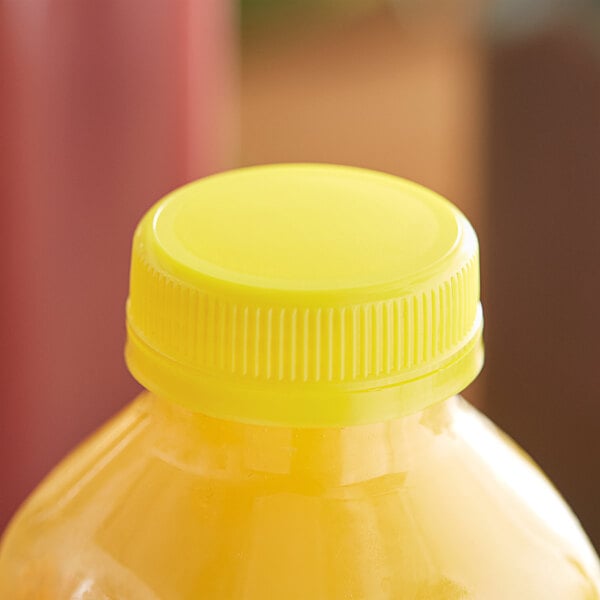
xmin=1 ymin=164 xmax=598 ymax=599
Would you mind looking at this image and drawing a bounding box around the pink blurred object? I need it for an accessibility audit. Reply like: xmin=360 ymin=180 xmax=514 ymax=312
xmin=0 ymin=0 xmax=233 ymax=527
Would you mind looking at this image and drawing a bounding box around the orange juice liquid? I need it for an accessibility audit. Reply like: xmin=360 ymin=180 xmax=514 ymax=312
xmin=1 ymin=393 xmax=598 ymax=599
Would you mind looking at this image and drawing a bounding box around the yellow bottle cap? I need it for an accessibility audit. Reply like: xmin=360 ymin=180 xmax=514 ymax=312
xmin=126 ymin=164 xmax=483 ymax=426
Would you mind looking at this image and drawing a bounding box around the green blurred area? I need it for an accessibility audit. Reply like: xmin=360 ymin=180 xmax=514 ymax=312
xmin=240 ymin=0 xmax=385 ymax=28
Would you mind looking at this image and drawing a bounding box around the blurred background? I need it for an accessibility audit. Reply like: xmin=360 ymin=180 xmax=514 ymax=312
xmin=1 ymin=0 xmax=599 ymax=548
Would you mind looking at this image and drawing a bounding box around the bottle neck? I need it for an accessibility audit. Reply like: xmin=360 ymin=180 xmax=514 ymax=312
xmin=141 ymin=391 xmax=461 ymax=486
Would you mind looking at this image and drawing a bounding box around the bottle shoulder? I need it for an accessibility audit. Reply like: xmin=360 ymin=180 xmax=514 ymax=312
xmin=1 ymin=393 xmax=598 ymax=599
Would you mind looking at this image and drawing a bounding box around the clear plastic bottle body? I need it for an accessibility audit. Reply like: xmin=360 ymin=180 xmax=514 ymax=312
xmin=0 ymin=392 xmax=598 ymax=599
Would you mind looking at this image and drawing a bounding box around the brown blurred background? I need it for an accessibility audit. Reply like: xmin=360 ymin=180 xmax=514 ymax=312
xmin=1 ymin=0 xmax=599 ymax=548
